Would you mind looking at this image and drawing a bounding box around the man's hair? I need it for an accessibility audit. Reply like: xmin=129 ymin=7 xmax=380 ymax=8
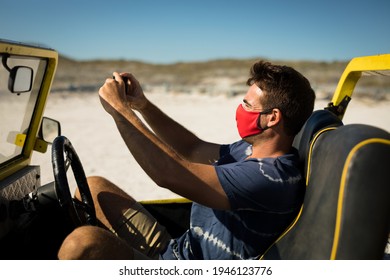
xmin=247 ymin=61 xmax=316 ymax=136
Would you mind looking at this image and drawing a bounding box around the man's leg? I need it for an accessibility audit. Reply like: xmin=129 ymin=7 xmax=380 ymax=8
xmin=75 ymin=176 xmax=140 ymax=230
xmin=69 ymin=176 xmax=171 ymax=259
xmin=58 ymin=225 xmax=137 ymax=259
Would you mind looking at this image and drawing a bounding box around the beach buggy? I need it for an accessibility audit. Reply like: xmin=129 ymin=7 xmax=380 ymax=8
xmin=0 ymin=39 xmax=389 ymax=259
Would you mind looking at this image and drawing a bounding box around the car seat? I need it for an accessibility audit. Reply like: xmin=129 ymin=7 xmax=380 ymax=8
xmin=262 ymin=110 xmax=390 ymax=259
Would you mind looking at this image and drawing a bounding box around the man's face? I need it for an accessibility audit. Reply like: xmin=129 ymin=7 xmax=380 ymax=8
xmin=235 ymin=84 xmax=271 ymax=140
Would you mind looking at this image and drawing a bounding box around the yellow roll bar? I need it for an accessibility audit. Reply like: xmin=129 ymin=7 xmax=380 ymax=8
xmin=327 ymin=54 xmax=390 ymax=120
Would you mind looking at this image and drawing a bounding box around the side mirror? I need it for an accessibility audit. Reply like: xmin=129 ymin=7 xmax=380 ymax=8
xmin=39 ymin=117 xmax=61 ymax=144
xmin=8 ymin=66 xmax=33 ymax=93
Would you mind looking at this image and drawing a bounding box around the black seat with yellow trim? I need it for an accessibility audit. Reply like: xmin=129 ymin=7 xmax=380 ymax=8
xmin=262 ymin=109 xmax=390 ymax=259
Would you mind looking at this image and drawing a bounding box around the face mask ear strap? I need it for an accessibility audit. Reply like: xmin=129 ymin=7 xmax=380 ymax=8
xmin=256 ymin=109 xmax=273 ymax=131
xmin=257 ymin=120 xmax=269 ymax=131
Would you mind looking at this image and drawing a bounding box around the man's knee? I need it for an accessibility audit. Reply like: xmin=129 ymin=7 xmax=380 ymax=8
xmin=87 ymin=175 xmax=110 ymax=188
xmin=73 ymin=176 xmax=105 ymax=200
xmin=58 ymin=226 xmax=135 ymax=260
xmin=86 ymin=176 xmax=132 ymax=198
xmin=75 ymin=175 xmax=116 ymax=200
xmin=58 ymin=226 xmax=100 ymax=259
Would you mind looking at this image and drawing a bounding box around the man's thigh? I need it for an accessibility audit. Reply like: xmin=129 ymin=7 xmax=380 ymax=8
xmin=110 ymin=201 xmax=171 ymax=259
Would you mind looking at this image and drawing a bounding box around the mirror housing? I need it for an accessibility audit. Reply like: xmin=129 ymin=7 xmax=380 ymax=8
xmin=39 ymin=117 xmax=61 ymax=144
xmin=8 ymin=66 xmax=33 ymax=93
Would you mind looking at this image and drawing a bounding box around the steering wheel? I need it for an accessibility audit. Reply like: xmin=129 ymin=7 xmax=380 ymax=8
xmin=51 ymin=136 xmax=97 ymax=226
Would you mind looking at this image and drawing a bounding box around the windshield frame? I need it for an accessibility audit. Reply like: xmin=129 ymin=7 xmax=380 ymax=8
xmin=0 ymin=40 xmax=58 ymax=180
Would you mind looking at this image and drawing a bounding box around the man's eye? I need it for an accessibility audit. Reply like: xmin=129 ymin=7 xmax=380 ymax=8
xmin=242 ymin=101 xmax=252 ymax=109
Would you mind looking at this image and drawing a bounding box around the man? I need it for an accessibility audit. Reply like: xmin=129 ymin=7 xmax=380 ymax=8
xmin=58 ymin=61 xmax=315 ymax=260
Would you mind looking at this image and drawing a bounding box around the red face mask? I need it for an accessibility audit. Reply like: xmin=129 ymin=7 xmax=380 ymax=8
xmin=235 ymin=104 xmax=270 ymax=138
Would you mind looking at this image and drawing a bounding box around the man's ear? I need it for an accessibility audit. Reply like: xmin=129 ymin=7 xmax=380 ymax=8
xmin=267 ymin=108 xmax=282 ymax=128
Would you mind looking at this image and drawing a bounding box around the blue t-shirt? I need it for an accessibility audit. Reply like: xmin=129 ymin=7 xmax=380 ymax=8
xmin=160 ymin=140 xmax=305 ymax=259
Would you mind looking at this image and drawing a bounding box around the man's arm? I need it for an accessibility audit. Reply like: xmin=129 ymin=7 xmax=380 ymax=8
xmin=123 ymin=73 xmax=221 ymax=164
xmin=98 ymin=73 xmax=230 ymax=210
xmin=138 ymin=100 xmax=221 ymax=164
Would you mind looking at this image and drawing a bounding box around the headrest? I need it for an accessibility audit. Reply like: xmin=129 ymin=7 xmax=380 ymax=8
xmin=293 ymin=110 xmax=343 ymax=176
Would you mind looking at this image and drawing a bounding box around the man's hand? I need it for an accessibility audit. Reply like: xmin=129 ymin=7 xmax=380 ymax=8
xmin=99 ymin=72 xmax=130 ymax=117
xmin=120 ymin=73 xmax=148 ymax=111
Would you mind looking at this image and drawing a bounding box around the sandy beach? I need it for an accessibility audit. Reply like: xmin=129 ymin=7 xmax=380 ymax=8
xmin=31 ymin=91 xmax=390 ymax=201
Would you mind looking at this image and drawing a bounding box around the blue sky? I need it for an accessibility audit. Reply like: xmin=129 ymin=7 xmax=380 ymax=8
xmin=1 ymin=0 xmax=389 ymax=63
